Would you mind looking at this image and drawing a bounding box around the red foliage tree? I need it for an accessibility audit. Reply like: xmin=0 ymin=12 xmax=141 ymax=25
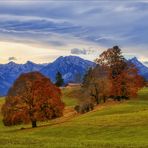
xmin=110 ymin=63 xmax=144 ymax=99
xmin=2 ymin=72 xmax=64 ymax=128
xmin=96 ymin=46 xmax=144 ymax=100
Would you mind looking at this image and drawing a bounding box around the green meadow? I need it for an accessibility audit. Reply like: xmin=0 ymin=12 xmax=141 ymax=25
xmin=0 ymin=88 xmax=148 ymax=148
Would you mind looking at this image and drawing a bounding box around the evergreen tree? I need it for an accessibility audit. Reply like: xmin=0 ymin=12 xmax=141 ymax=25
xmin=55 ymin=72 xmax=64 ymax=87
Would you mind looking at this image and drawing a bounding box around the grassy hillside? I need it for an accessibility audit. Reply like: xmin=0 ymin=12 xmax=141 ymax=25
xmin=0 ymin=88 xmax=148 ymax=148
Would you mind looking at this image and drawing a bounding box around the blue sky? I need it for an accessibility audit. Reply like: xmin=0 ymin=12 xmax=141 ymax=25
xmin=0 ymin=1 xmax=148 ymax=65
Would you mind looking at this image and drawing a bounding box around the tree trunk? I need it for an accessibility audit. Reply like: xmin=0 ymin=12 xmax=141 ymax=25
xmin=32 ymin=120 xmax=37 ymax=128
xmin=103 ymin=96 xmax=106 ymax=103
xmin=96 ymin=97 xmax=100 ymax=104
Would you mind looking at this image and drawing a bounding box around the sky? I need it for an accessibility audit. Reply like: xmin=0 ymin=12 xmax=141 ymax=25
xmin=0 ymin=0 xmax=148 ymax=65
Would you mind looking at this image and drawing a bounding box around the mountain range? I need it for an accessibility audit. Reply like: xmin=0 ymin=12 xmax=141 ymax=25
xmin=129 ymin=57 xmax=148 ymax=80
xmin=0 ymin=56 xmax=94 ymax=96
xmin=41 ymin=56 xmax=95 ymax=84
xmin=0 ymin=56 xmax=148 ymax=96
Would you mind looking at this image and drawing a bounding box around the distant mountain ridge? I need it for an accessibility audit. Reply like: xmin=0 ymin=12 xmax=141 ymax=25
xmin=0 ymin=56 xmax=148 ymax=96
xmin=0 ymin=61 xmax=45 ymax=96
xmin=0 ymin=56 xmax=95 ymax=96
xmin=40 ymin=56 xmax=95 ymax=83
xmin=129 ymin=57 xmax=148 ymax=80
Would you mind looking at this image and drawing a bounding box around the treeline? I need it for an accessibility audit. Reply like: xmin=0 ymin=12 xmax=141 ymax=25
xmin=75 ymin=46 xmax=144 ymax=113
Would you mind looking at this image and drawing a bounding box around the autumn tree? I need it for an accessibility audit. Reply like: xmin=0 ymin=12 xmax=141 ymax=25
xmin=96 ymin=46 xmax=127 ymax=78
xmin=2 ymin=72 xmax=64 ymax=128
xmin=115 ymin=62 xmax=144 ymax=99
xmin=55 ymin=71 xmax=64 ymax=87
xmin=95 ymin=46 xmax=144 ymax=100
xmin=83 ymin=65 xmax=111 ymax=104
xmin=82 ymin=46 xmax=144 ymax=105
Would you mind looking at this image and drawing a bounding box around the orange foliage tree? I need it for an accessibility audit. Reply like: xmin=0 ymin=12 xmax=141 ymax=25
xmin=2 ymin=72 xmax=64 ymax=128
xmin=96 ymin=46 xmax=144 ymax=100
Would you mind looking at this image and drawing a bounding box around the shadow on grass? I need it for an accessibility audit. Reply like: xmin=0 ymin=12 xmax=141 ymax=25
xmin=6 ymin=111 xmax=78 ymax=133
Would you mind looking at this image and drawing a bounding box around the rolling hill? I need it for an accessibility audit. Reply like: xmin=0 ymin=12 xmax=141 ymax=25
xmin=0 ymin=87 xmax=148 ymax=147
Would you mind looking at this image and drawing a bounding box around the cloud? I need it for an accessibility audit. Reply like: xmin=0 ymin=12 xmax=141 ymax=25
xmin=8 ymin=56 xmax=17 ymax=61
xmin=113 ymin=5 xmax=137 ymax=12
xmin=0 ymin=1 xmax=147 ymax=49
xmin=0 ymin=1 xmax=148 ymax=63
xmin=71 ymin=48 xmax=87 ymax=55
xmin=144 ymin=61 xmax=148 ymax=67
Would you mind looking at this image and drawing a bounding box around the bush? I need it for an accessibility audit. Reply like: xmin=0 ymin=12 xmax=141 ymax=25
xmin=74 ymin=102 xmax=94 ymax=114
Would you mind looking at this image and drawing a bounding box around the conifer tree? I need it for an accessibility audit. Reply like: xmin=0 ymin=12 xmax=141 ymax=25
xmin=55 ymin=72 xmax=64 ymax=87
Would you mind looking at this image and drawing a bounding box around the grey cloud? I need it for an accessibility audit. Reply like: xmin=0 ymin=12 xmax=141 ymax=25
xmin=0 ymin=1 xmax=147 ymax=61
xmin=70 ymin=48 xmax=100 ymax=55
xmin=144 ymin=61 xmax=148 ymax=66
xmin=71 ymin=48 xmax=87 ymax=55
xmin=8 ymin=57 xmax=17 ymax=61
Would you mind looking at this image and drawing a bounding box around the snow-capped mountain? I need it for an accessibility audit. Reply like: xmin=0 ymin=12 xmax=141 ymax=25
xmin=0 ymin=75 xmax=11 ymax=97
xmin=129 ymin=57 xmax=148 ymax=80
xmin=0 ymin=56 xmax=95 ymax=96
xmin=0 ymin=56 xmax=147 ymax=97
xmin=0 ymin=61 xmax=45 ymax=96
xmin=40 ymin=56 xmax=95 ymax=84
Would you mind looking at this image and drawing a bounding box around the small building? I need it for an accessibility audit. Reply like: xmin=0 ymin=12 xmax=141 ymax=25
xmin=66 ymin=83 xmax=81 ymax=88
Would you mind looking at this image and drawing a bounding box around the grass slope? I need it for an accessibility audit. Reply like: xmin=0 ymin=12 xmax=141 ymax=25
xmin=0 ymin=88 xmax=148 ymax=148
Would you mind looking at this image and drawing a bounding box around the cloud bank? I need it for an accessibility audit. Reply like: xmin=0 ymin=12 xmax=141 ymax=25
xmin=0 ymin=1 xmax=148 ymax=63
